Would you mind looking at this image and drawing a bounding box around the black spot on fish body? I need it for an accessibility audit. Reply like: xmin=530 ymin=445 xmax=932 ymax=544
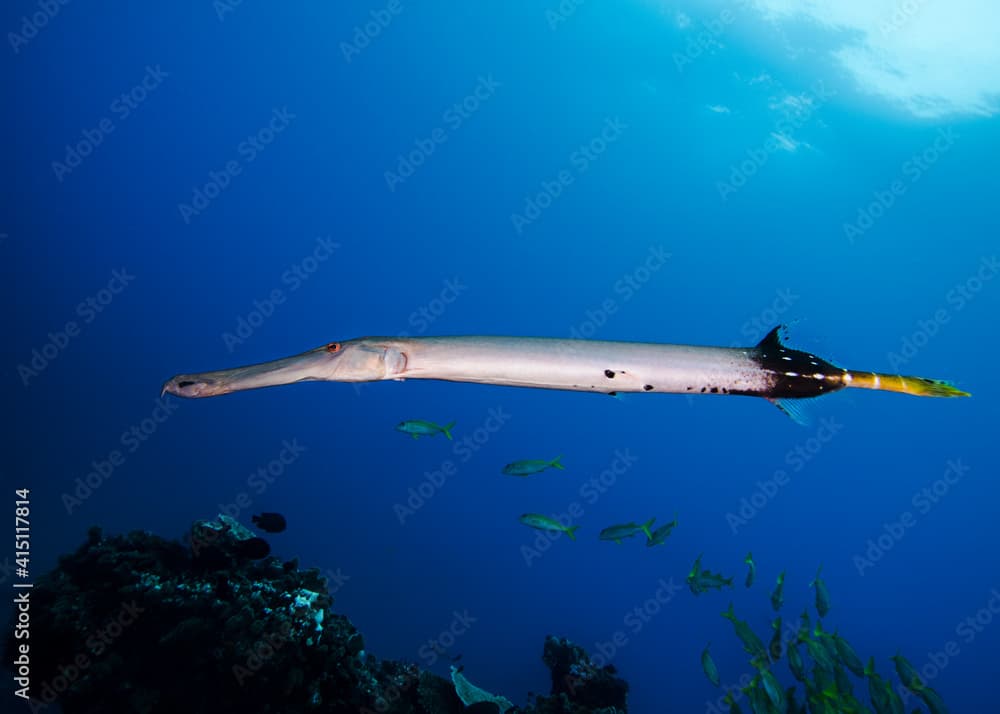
xmin=710 ymin=387 xmax=718 ymax=393
xmin=605 ymin=369 xmax=615 ymax=378
xmin=178 ymin=380 xmax=195 ymax=388
xmin=701 ymin=387 xmax=706 ymax=393
xmin=608 ymin=391 xmax=617 ymax=397
xmin=643 ymin=384 xmax=653 ymax=391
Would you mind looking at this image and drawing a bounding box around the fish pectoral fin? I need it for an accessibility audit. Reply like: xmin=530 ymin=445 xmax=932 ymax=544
xmin=768 ymin=398 xmax=818 ymax=427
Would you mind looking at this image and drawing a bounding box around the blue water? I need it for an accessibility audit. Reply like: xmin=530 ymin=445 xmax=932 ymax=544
xmin=6 ymin=1 xmax=1000 ymax=712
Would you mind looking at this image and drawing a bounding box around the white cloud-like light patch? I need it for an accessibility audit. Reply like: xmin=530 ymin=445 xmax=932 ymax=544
xmin=769 ymin=93 xmax=815 ymax=116
xmin=747 ymin=0 xmax=1000 ymax=118
xmin=675 ymin=11 xmax=692 ymax=28
xmin=706 ymin=104 xmax=731 ymax=113
xmin=769 ymin=131 xmax=804 ymax=152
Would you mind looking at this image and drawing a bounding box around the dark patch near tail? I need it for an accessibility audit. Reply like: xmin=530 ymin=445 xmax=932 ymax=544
xmin=753 ymin=325 xmax=848 ymax=399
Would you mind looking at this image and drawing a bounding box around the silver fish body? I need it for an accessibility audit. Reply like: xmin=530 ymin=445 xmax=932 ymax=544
xmin=161 ymin=327 xmax=968 ymax=404
xmin=163 ymin=335 xmax=772 ymax=399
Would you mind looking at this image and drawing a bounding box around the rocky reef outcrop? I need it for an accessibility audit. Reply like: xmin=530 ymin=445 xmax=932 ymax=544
xmin=4 ymin=517 xmax=629 ymax=714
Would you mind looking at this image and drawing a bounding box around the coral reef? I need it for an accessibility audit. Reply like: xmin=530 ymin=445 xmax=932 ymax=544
xmin=528 ymin=637 xmax=629 ymax=714
xmin=451 ymin=666 xmax=513 ymax=711
xmin=4 ymin=517 xmax=629 ymax=714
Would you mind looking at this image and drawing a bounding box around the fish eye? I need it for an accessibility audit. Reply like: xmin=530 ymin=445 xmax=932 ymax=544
xmin=326 ymin=342 xmax=342 ymax=353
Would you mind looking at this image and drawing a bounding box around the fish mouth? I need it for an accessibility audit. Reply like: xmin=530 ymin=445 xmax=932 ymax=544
xmin=161 ymin=374 xmax=229 ymax=398
xmin=160 ymin=340 xmax=394 ymax=399
xmin=159 ymin=344 xmax=340 ymax=399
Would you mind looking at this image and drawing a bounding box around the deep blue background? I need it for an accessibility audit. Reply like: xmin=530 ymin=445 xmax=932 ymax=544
xmin=5 ymin=1 xmax=999 ymax=712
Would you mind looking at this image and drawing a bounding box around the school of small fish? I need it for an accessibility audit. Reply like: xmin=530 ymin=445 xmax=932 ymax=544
xmin=393 ymin=418 xmax=949 ymax=713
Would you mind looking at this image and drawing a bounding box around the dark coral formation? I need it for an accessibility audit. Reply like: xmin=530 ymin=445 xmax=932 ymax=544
xmin=4 ymin=517 xmax=628 ymax=714
xmin=529 ymin=637 xmax=628 ymax=714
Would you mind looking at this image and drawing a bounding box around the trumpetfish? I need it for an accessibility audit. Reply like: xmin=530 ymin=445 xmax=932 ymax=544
xmin=161 ymin=327 xmax=969 ymax=419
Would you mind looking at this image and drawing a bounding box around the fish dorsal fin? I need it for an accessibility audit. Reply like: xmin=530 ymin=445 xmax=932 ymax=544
xmin=756 ymin=325 xmax=789 ymax=352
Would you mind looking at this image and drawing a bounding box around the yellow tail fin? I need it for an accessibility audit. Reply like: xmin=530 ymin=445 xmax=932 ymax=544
xmin=845 ymin=371 xmax=970 ymax=398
